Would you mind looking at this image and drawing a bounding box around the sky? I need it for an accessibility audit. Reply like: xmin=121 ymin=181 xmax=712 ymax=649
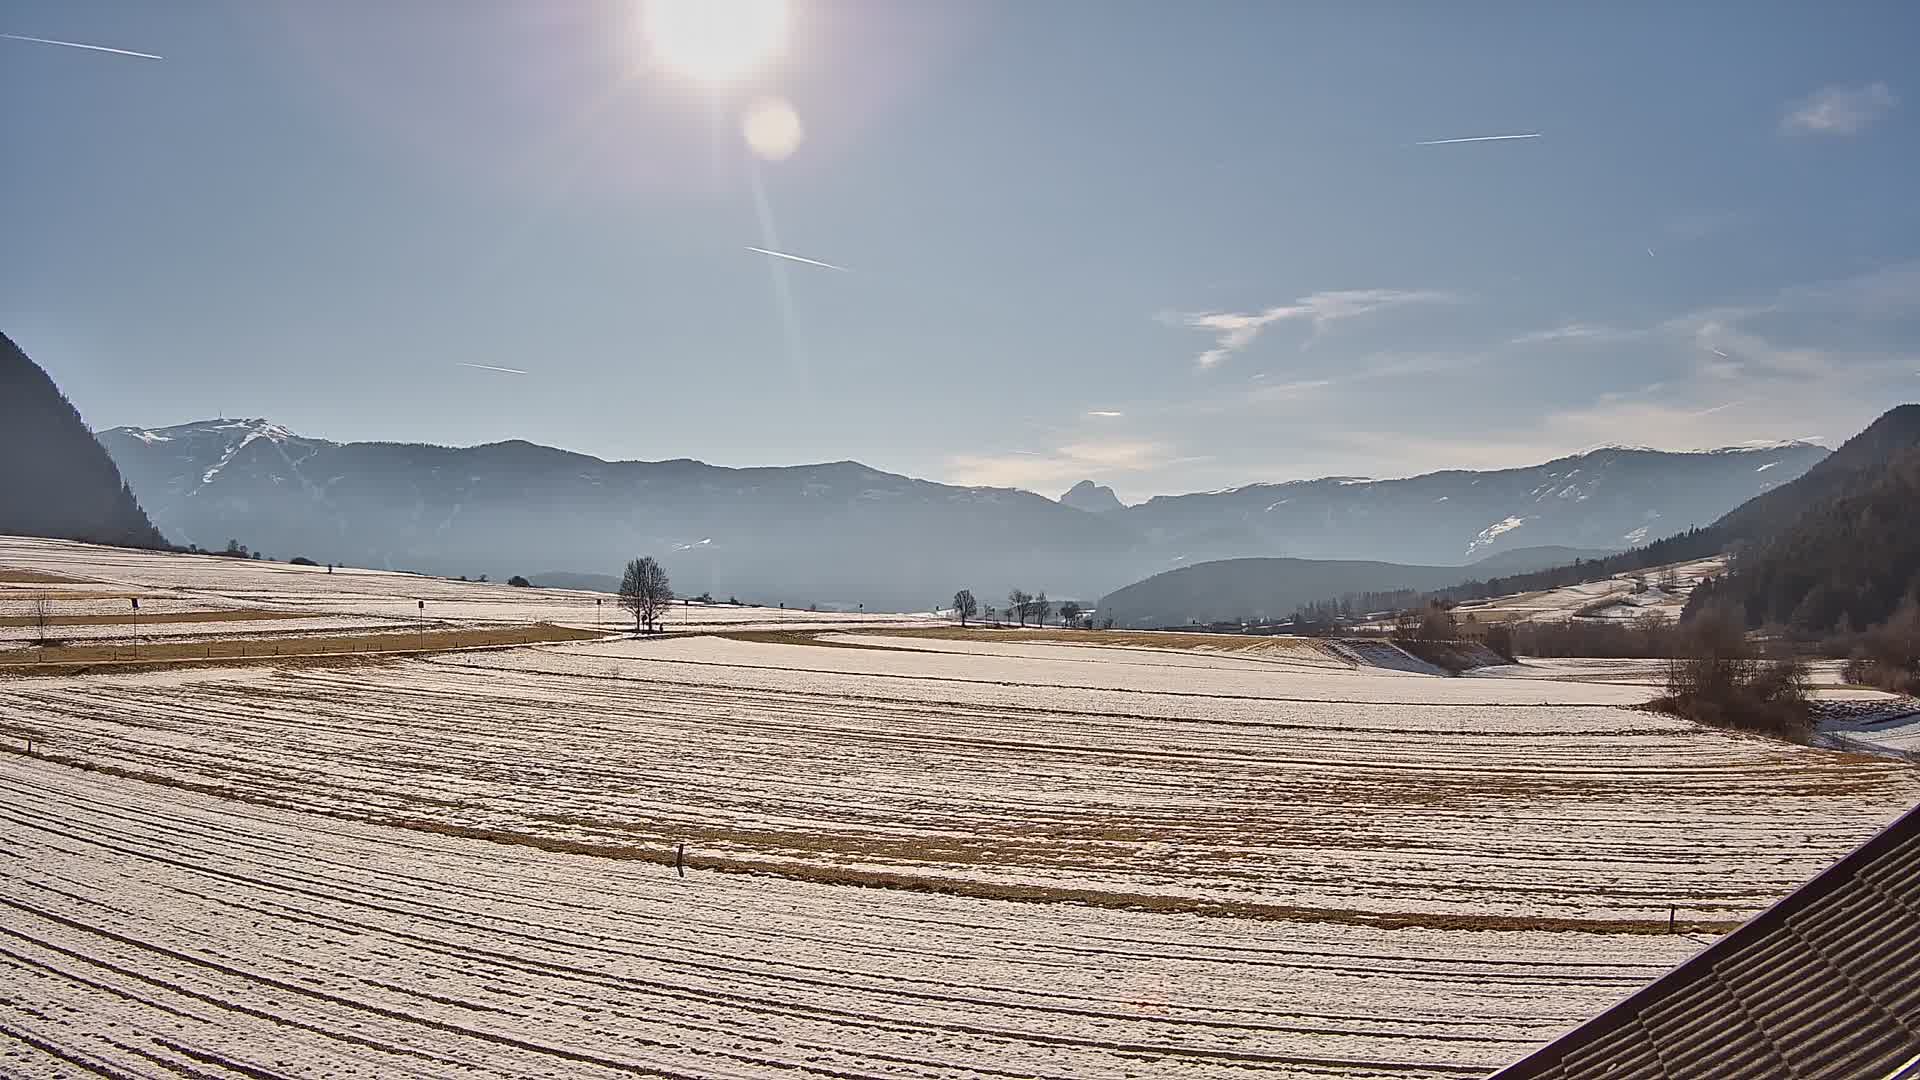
xmin=5 ymin=1 xmax=1919 ymax=502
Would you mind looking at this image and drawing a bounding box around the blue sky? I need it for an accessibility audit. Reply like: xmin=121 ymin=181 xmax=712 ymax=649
xmin=5 ymin=1 xmax=1918 ymax=501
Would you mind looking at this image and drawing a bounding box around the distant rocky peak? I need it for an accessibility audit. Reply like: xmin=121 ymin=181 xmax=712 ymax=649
xmin=1060 ymin=479 xmax=1125 ymax=513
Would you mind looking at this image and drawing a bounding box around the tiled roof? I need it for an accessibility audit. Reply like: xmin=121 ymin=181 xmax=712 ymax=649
xmin=1490 ymin=802 xmax=1920 ymax=1080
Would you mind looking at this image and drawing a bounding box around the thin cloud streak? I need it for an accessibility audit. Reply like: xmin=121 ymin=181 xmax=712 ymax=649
xmin=0 ymin=32 xmax=162 ymax=59
xmin=456 ymin=362 xmax=528 ymax=375
xmin=1086 ymin=410 xmax=1124 ymax=418
xmin=1413 ymin=132 xmax=1542 ymax=146
xmin=1169 ymin=288 xmax=1458 ymax=369
xmin=746 ymin=246 xmax=850 ymax=273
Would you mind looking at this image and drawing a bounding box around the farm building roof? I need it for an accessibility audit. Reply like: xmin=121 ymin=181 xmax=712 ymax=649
xmin=1489 ymin=800 xmax=1920 ymax=1079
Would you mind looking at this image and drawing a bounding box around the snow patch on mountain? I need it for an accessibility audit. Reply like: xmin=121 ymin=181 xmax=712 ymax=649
xmin=1467 ymin=515 xmax=1529 ymax=555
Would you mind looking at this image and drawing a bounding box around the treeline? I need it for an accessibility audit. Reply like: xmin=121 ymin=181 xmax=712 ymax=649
xmin=1684 ymin=447 xmax=1920 ymax=637
xmin=1290 ymin=589 xmax=1426 ymax=627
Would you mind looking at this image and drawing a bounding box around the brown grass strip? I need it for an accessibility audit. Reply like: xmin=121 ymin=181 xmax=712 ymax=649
xmin=366 ymin=820 xmax=1752 ymax=936
xmin=0 ymin=568 xmax=88 ymax=585
xmin=0 ymin=623 xmax=599 ymax=675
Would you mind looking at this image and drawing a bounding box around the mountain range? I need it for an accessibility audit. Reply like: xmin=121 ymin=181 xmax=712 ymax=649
xmin=1111 ymin=404 xmax=1920 ymax=631
xmin=0 ymin=332 xmax=164 ymax=551
xmin=99 ymin=417 xmax=1825 ymax=610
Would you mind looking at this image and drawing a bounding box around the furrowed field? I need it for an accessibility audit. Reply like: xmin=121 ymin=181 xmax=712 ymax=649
xmin=3 ymin=537 xmax=1917 ymax=1078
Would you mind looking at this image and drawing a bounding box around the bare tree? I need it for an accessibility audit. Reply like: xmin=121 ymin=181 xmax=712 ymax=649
xmin=618 ymin=556 xmax=674 ymax=634
xmin=952 ymin=589 xmax=978 ymax=627
xmin=1058 ymin=600 xmax=1083 ymax=628
xmin=1007 ymin=589 xmax=1031 ymax=627
xmin=30 ymin=596 xmax=52 ymax=646
xmin=1032 ymin=591 xmax=1049 ymax=627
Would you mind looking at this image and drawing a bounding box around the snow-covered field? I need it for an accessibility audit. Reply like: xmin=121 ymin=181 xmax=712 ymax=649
xmin=1450 ymin=556 xmax=1727 ymax=625
xmin=3 ymin=755 xmax=1704 ymax=1079
xmin=0 ymin=535 xmax=938 ymax=645
xmin=3 ymin=538 xmax=1918 ymax=1077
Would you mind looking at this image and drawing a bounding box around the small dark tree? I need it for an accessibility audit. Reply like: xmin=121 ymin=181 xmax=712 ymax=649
xmin=30 ymin=596 xmax=53 ymax=646
xmin=618 ymin=556 xmax=673 ymax=633
xmin=1007 ymin=589 xmax=1031 ymax=627
xmin=1058 ymin=600 xmax=1082 ymax=628
xmin=1032 ymin=591 xmax=1049 ymax=627
xmin=289 ymin=556 xmax=318 ymax=567
xmin=952 ymin=589 xmax=978 ymax=627
xmin=507 ymin=575 xmax=532 ymax=588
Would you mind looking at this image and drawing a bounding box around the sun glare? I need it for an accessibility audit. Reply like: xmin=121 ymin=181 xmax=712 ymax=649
xmin=642 ymin=0 xmax=790 ymax=84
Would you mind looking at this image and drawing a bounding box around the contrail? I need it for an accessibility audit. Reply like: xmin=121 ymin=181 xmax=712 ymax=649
xmin=1413 ymin=132 xmax=1542 ymax=146
xmin=1 ymin=33 xmax=162 ymax=60
xmin=746 ymin=246 xmax=850 ymax=273
xmin=456 ymin=362 xmax=527 ymax=375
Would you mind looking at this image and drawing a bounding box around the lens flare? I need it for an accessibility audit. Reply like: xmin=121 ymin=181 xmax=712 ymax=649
xmin=742 ymin=97 xmax=803 ymax=160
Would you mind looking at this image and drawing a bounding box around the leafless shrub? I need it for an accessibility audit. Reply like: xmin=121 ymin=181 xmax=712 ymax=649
xmin=1652 ymin=604 xmax=1811 ymax=740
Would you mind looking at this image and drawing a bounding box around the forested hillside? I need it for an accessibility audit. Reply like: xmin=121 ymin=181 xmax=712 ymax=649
xmin=1687 ymin=447 xmax=1920 ymax=633
xmin=0 ymin=332 xmax=165 ymax=549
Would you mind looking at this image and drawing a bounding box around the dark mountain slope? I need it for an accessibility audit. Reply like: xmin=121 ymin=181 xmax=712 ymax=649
xmin=0 ymin=332 xmax=165 ymax=549
xmin=1712 ymin=404 xmax=1920 ymax=543
xmin=1688 ymin=445 xmax=1920 ymax=632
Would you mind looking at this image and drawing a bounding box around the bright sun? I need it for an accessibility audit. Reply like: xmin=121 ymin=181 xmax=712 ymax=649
xmin=642 ymin=0 xmax=790 ymax=84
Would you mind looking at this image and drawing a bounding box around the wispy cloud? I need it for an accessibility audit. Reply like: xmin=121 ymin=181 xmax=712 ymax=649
xmin=1412 ymin=132 xmax=1542 ymax=146
xmin=1167 ymin=288 xmax=1458 ymax=369
xmin=746 ymin=246 xmax=850 ymax=272
xmin=1509 ymin=322 xmax=1639 ymax=346
xmin=1085 ymin=410 xmax=1124 ymax=418
xmin=1780 ymin=82 xmax=1897 ymax=136
xmin=456 ymin=362 xmax=528 ymax=375
xmin=0 ymin=32 xmax=162 ymax=60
